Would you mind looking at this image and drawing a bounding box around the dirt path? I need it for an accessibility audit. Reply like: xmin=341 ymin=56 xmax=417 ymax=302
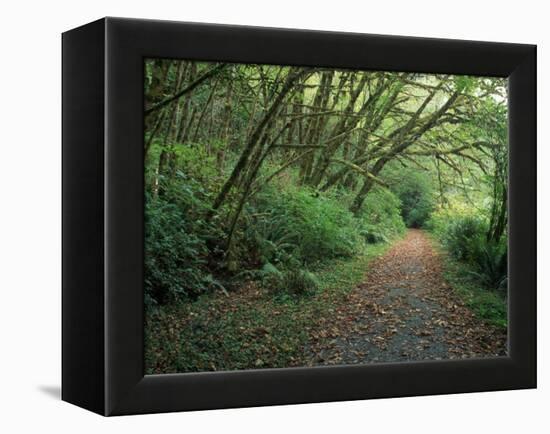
xmin=307 ymin=229 xmax=507 ymax=365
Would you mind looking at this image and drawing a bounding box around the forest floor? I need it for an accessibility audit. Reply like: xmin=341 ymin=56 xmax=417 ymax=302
xmin=146 ymin=229 xmax=507 ymax=374
xmin=307 ymin=229 xmax=507 ymax=365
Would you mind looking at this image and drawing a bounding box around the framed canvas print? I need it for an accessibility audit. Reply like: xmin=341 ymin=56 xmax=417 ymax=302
xmin=62 ymin=17 xmax=536 ymax=416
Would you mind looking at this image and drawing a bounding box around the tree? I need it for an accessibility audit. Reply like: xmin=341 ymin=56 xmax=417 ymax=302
xmin=143 ymin=59 xmax=507 ymax=262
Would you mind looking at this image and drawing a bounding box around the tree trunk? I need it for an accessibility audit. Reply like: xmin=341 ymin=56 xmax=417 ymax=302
xmin=210 ymin=68 xmax=310 ymax=213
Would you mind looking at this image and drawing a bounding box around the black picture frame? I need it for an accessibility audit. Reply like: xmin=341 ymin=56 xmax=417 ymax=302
xmin=62 ymin=17 xmax=536 ymax=416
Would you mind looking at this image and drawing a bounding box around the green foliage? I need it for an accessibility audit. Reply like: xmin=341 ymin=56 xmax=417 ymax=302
xmin=173 ymin=142 xmax=221 ymax=182
xmin=259 ymin=262 xmax=320 ymax=296
xmin=146 ymin=140 xmax=220 ymax=186
xmin=245 ymin=185 xmax=363 ymax=268
xmin=232 ymin=182 xmax=406 ymax=296
xmin=441 ymin=214 xmax=487 ymax=262
xmin=428 ymin=209 xmax=507 ymax=291
xmin=466 ymin=237 xmax=507 ymax=291
xmin=355 ymin=186 xmax=406 ymax=243
xmin=144 ymin=173 xmax=223 ymax=304
xmin=390 ymin=169 xmax=435 ymax=228
xmin=382 ymin=164 xmax=435 ymax=228
xmin=453 ymin=75 xmax=476 ymax=93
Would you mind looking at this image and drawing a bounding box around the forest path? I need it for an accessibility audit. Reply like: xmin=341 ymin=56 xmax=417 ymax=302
xmin=308 ymin=229 xmax=507 ymax=365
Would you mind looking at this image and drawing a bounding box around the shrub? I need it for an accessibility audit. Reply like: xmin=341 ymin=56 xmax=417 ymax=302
xmin=443 ymin=215 xmax=487 ymax=262
xmin=259 ymin=262 xmax=320 ymax=296
xmin=467 ymin=237 xmax=507 ymax=290
xmin=388 ymin=168 xmax=434 ymax=228
xmin=355 ymin=186 xmax=406 ymax=243
xmin=144 ymin=173 xmax=224 ymax=304
xmin=146 ymin=140 xmax=220 ymax=187
xmin=241 ymin=182 xmax=408 ymax=294
xmin=245 ymin=185 xmax=363 ymax=267
xmin=429 ymin=209 xmax=507 ymax=291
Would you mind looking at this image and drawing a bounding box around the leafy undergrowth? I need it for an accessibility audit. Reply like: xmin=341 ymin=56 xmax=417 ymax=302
xmin=145 ymin=242 xmax=391 ymax=374
xmin=429 ymin=236 xmax=507 ymax=330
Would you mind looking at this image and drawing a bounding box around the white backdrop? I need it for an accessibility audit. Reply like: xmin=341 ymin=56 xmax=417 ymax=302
xmin=0 ymin=0 xmax=546 ymax=432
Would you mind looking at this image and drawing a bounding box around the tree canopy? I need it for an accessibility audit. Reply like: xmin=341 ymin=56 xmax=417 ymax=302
xmin=145 ymin=59 xmax=507 ymax=242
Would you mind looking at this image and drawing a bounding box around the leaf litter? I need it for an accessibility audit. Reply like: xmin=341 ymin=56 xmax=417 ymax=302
xmin=306 ymin=229 xmax=507 ymax=365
